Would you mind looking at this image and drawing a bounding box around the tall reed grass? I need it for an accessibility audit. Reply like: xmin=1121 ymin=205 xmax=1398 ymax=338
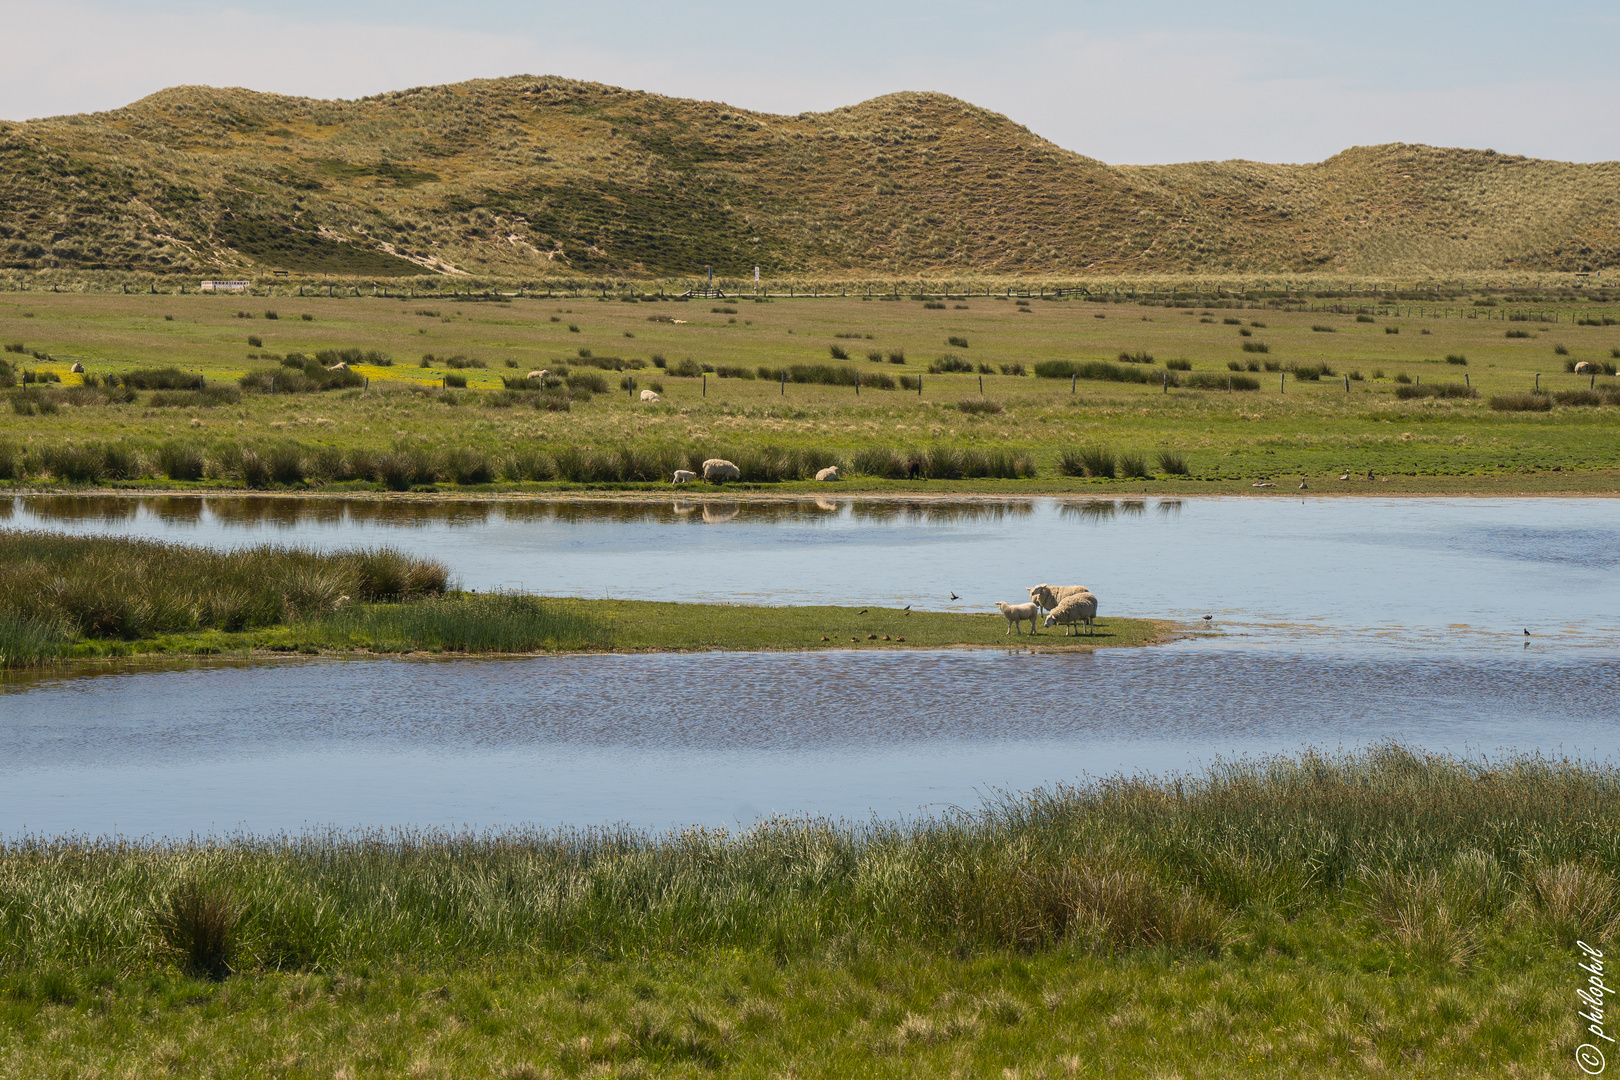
xmin=306 ymin=592 xmax=610 ymax=653
xmin=4 ymin=748 xmax=1617 ymax=974
xmin=0 ymin=531 xmax=447 ymax=659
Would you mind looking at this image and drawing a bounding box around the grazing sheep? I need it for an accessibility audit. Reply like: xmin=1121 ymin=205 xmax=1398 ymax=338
xmin=1575 ymin=361 xmax=1593 ymax=375
xmin=1044 ymin=592 xmax=1098 ymax=636
xmin=702 ymin=458 xmax=741 ymax=483
xmin=815 ymin=465 xmax=842 ymax=482
xmin=640 ymin=389 xmax=660 ymax=402
xmin=527 ymin=369 xmax=549 ymax=381
xmin=672 ymin=469 xmax=698 ymax=484
xmin=69 ymin=362 xmax=84 ymax=373
xmin=326 ymin=362 xmax=348 ymax=371
xmin=995 ymin=600 xmax=1040 ymax=635
xmin=1027 ymin=584 xmax=1092 ymax=614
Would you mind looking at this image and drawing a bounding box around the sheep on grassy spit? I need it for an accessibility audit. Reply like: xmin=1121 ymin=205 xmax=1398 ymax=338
xmin=1043 ymin=591 xmax=1098 ymax=636
xmin=1027 ymin=584 xmax=1092 ymax=614
xmin=672 ymin=469 xmax=698 ymax=484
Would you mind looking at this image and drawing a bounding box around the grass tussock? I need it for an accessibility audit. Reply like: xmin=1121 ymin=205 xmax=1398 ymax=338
xmin=1490 ymin=393 xmax=1553 ymax=412
xmin=0 ymin=531 xmax=446 ymax=660
xmin=1394 ymin=383 xmax=1478 ymax=400
xmin=307 ymin=592 xmax=612 ymax=653
xmin=1057 ymin=445 xmax=1115 ymax=478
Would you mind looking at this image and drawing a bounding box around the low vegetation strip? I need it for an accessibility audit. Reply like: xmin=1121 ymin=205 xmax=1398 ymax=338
xmin=0 ymin=529 xmax=1167 ymax=666
xmin=0 ymin=747 xmax=1610 ymax=1075
xmin=0 ymin=530 xmax=447 ymax=666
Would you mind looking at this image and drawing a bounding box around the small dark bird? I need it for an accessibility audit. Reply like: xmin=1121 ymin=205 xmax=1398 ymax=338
xmin=858 ymin=609 xmax=867 ymax=615
xmin=1202 ymin=615 xmax=1213 ymax=623
xmin=903 ymin=605 xmax=912 ymax=615
xmin=949 ymin=592 xmax=960 ymax=600
xmin=1524 ymin=628 xmax=1531 ymax=636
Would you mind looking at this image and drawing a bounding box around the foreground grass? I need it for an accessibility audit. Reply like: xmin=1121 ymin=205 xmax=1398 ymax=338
xmin=0 ymin=747 xmax=1610 ymax=1076
xmin=4 ymin=291 xmax=1620 ymax=494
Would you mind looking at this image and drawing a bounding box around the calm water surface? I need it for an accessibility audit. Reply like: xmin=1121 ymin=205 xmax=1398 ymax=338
xmin=8 ymin=494 xmax=1620 ymax=649
xmin=2 ymin=494 xmax=1617 ymax=836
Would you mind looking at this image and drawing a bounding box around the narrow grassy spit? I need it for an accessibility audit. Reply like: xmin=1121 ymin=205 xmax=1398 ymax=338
xmin=0 ymin=747 xmax=1612 ymax=1076
xmin=0 ymin=531 xmax=1164 ymax=664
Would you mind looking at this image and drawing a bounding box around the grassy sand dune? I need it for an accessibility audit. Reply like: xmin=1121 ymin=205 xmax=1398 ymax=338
xmin=2 ymin=76 xmax=1618 ymax=278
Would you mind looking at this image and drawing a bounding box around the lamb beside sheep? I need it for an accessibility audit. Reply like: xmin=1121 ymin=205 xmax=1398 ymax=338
xmin=1044 ymin=592 xmax=1098 ymax=636
xmin=995 ymin=600 xmax=1040 ymax=635
xmin=1027 ymin=584 xmax=1092 ymax=614
xmin=672 ymin=469 xmax=698 ymax=484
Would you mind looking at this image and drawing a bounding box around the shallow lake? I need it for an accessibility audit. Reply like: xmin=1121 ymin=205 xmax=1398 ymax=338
xmin=2 ymin=494 xmax=1618 ymax=837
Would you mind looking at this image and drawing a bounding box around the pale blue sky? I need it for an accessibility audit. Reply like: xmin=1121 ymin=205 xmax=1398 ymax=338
xmin=5 ymin=0 xmax=1617 ymax=163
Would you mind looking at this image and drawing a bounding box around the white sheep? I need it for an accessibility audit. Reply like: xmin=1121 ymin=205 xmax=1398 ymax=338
xmin=995 ymin=600 xmax=1040 ymax=635
xmin=1027 ymin=584 xmax=1092 ymax=614
xmin=1044 ymin=592 xmax=1098 ymax=636
xmin=702 ymin=458 xmax=741 ymax=483
xmin=527 ymin=369 xmax=549 ymax=381
xmin=326 ymin=362 xmax=349 ymax=371
xmin=672 ymin=469 xmax=698 ymax=484
xmin=69 ymin=362 xmax=84 ymax=373
xmin=1575 ymin=361 xmax=1593 ymax=375
xmin=640 ymin=389 xmax=661 ymax=402
xmin=815 ymin=465 xmax=842 ymax=481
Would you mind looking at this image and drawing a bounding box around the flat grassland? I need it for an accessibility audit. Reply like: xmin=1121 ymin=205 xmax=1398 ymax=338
xmin=3 ymin=289 xmax=1620 ymax=494
xmin=0 ymin=748 xmax=1608 ymax=1078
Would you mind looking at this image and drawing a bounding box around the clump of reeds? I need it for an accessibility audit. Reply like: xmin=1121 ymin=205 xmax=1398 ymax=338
xmin=1489 ymin=393 xmax=1551 ymax=411
xmin=947 ymin=336 xmax=969 ymax=348
xmin=955 ymin=399 xmax=1003 ymax=415
xmin=308 ymin=592 xmax=611 ymax=653
xmin=828 ymin=345 xmax=849 ymax=360
xmin=156 ymin=879 xmax=239 ymax=981
xmin=1058 ymin=445 xmax=1115 ymax=478
xmin=1163 ymin=359 xmax=1191 ymax=371
xmin=1155 ymin=450 xmax=1189 ymax=475
xmin=929 ymin=355 xmax=973 ymax=374
xmin=0 ymin=532 xmax=448 ymax=659
xmin=1395 ymin=383 xmax=1477 ymax=400
xmin=1117 ymin=451 xmax=1149 ymax=478
xmin=1446 ymin=354 xmax=1468 ymax=365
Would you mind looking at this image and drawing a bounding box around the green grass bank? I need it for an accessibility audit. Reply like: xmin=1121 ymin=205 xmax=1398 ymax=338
xmin=5 ymin=291 xmax=1620 ymax=496
xmin=0 ymin=747 xmax=1613 ymax=1076
xmin=0 ymin=530 xmax=1166 ymax=668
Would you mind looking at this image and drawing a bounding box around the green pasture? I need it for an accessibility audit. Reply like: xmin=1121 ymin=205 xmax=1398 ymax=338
xmin=2 ymin=291 xmax=1619 ymax=492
